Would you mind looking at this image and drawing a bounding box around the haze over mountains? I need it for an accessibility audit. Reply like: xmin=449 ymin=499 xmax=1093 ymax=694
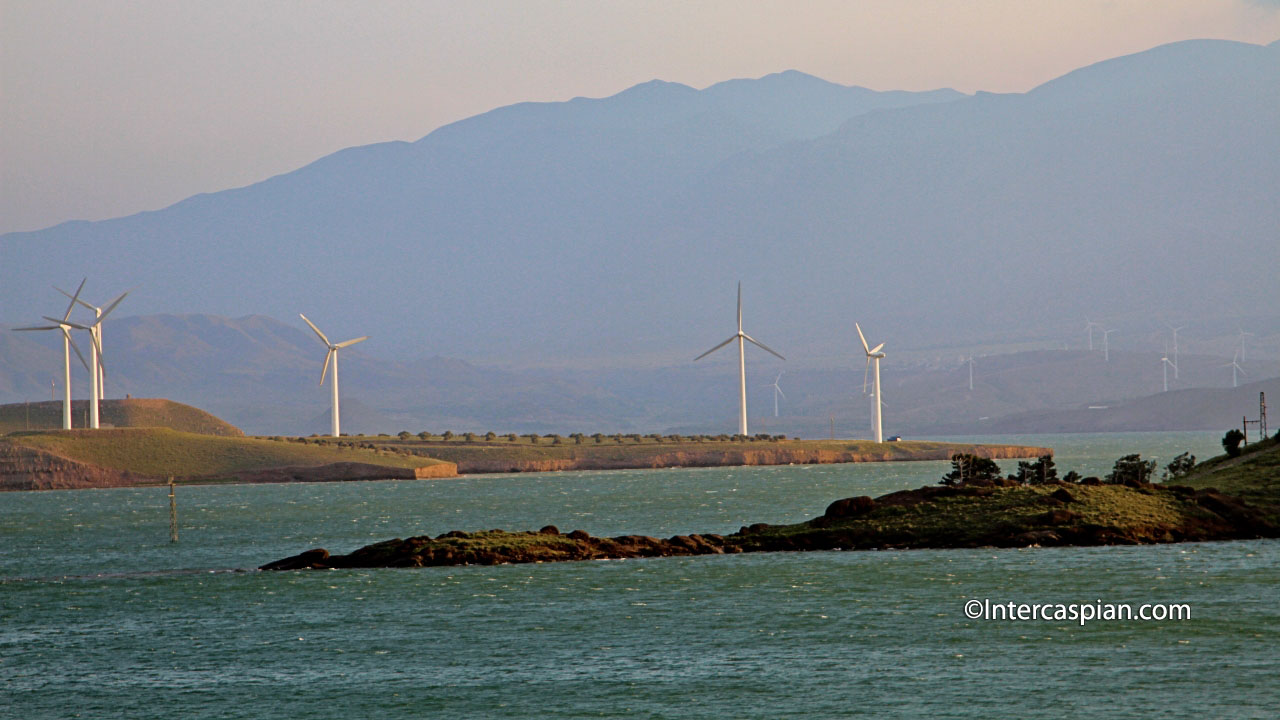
xmin=2 ymin=38 xmax=1278 ymax=435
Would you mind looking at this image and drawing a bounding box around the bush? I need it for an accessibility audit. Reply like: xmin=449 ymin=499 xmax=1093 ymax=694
xmin=485 ymin=432 xmax=497 ymax=441
xmin=1062 ymin=470 xmax=1082 ymax=484
xmin=1105 ymin=454 xmax=1157 ymax=485
xmin=397 ymin=431 xmax=411 ymax=440
xmin=1163 ymin=452 xmax=1197 ymax=481
xmin=941 ymin=453 xmax=1002 ymax=486
xmin=417 ymin=431 xmax=430 ymax=440
xmin=1222 ymin=429 xmax=1245 ymax=458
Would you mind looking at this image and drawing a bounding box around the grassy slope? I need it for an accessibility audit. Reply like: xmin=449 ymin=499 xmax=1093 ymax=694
xmin=320 ymin=436 xmax=1041 ymax=465
xmin=1179 ymin=434 xmax=1280 ymax=522
xmin=4 ymin=427 xmax=447 ymax=478
xmin=0 ymin=398 xmax=243 ymax=436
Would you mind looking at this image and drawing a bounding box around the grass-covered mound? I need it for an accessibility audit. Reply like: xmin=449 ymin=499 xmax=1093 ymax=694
xmin=2 ymin=427 xmax=452 ymax=485
xmin=0 ymin=398 xmax=243 ymax=436
xmin=1179 ymin=433 xmax=1280 ymax=525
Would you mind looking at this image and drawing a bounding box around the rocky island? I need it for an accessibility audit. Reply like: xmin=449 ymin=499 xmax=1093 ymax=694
xmin=263 ymin=436 xmax=1280 ymax=570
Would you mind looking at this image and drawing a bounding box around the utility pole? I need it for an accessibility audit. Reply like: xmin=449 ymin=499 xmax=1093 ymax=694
xmin=1261 ymin=392 xmax=1268 ymax=439
xmin=168 ymin=477 xmax=179 ymax=543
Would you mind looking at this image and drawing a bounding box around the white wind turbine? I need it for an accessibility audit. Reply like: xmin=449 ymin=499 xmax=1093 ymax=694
xmin=1161 ymin=344 xmax=1177 ymax=392
xmin=1102 ymin=328 xmax=1117 ymax=362
xmin=856 ymin=322 xmax=886 ymax=443
xmin=1085 ymin=318 xmax=1101 ymax=351
xmin=1223 ymin=350 xmax=1245 ymax=388
xmin=967 ymin=353 xmax=975 ymax=391
xmin=55 ymin=284 xmax=131 ymax=429
xmin=12 ymin=280 xmax=90 ymax=430
xmin=694 ymin=282 xmax=785 ymax=436
xmin=1237 ymin=327 xmax=1254 ymax=362
xmin=1164 ymin=322 xmax=1184 ymax=379
xmin=767 ymin=371 xmax=786 ymax=417
xmin=300 ymin=314 xmax=368 ymax=437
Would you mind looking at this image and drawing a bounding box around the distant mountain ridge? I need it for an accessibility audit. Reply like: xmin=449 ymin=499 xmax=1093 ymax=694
xmin=2 ymin=39 xmax=1277 ymax=368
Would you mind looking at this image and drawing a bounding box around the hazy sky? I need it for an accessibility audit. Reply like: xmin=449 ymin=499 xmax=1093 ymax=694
xmin=3 ymin=0 xmax=1278 ymax=234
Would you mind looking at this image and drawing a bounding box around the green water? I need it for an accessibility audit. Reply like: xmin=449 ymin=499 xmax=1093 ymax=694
xmin=4 ymin=432 xmax=1277 ymax=718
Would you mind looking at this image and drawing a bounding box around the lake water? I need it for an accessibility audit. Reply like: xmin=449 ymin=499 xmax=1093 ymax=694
xmin=4 ymin=432 xmax=1276 ymax=718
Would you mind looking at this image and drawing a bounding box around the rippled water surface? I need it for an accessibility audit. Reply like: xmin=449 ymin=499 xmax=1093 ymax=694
xmin=4 ymin=432 xmax=1276 ymax=718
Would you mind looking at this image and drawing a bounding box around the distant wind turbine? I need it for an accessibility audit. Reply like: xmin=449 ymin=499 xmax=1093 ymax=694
xmin=1224 ymin=350 xmax=1245 ymax=388
xmin=55 ymin=284 xmax=131 ymax=428
xmin=856 ymin=322 xmax=887 ymax=443
xmin=1085 ymin=319 xmax=1101 ymax=351
xmin=300 ymin=314 xmax=369 ymax=437
xmin=768 ymin=371 xmax=786 ymax=417
xmin=1161 ymin=345 xmax=1177 ymax=392
xmin=1102 ymin=328 xmax=1117 ymax=362
xmin=1164 ymin=322 xmax=1184 ymax=379
xmin=694 ymin=283 xmax=784 ymax=436
xmin=967 ymin=353 xmax=974 ymax=391
xmin=1237 ymin=327 xmax=1254 ymax=362
xmin=13 ymin=279 xmax=90 ymax=430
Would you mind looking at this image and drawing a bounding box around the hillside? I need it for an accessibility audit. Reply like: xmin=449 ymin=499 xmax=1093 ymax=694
xmin=0 ymin=428 xmax=455 ymax=491
xmin=1181 ymin=433 xmax=1280 ymax=524
xmin=2 ymin=39 xmax=1276 ymax=365
xmin=0 ymin=397 xmax=244 ymax=436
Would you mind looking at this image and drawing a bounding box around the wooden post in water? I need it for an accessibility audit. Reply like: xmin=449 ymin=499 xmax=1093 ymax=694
xmin=168 ymin=477 xmax=178 ymax=543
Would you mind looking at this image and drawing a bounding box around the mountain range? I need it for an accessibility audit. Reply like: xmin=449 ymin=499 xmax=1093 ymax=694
xmin=3 ymin=38 xmax=1276 ymax=368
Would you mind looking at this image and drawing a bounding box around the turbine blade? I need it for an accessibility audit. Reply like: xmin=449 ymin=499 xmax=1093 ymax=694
xmin=694 ymin=335 xmax=737 ymax=361
xmin=736 ymin=282 xmax=743 ymax=332
xmin=299 ymin=313 xmax=331 ymax=346
xmin=65 ymin=329 xmax=91 ymax=373
xmin=742 ymin=333 xmax=785 ymax=361
xmin=60 ymin=278 xmax=88 ymax=322
xmin=94 ymin=290 xmax=130 ymax=323
xmin=12 ymin=325 xmax=62 ymax=331
xmin=320 ymin=348 xmax=334 ymax=385
xmin=855 ymin=323 xmax=870 ymax=354
xmin=335 ymin=336 xmax=369 ymax=349
xmin=776 ymin=387 xmax=786 ymax=399
xmin=869 ymin=342 xmax=885 ymax=354
xmin=44 ymin=316 xmax=92 ymax=331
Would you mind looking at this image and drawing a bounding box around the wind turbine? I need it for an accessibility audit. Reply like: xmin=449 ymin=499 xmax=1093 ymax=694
xmin=1164 ymin=322 xmax=1184 ymax=379
xmin=767 ymin=371 xmax=786 ymax=417
xmin=1084 ymin=318 xmax=1102 ymax=351
xmin=300 ymin=314 xmax=368 ymax=437
xmin=1237 ymin=327 xmax=1254 ymax=362
xmin=12 ymin=280 xmax=90 ymax=429
xmin=856 ymin=322 xmax=886 ymax=443
xmin=1102 ymin=328 xmax=1117 ymax=362
xmin=694 ymin=282 xmax=784 ymax=436
xmin=1161 ymin=344 xmax=1177 ymax=392
xmin=967 ymin=353 xmax=975 ymax=391
xmin=1223 ymin=350 xmax=1245 ymax=388
xmin=54 ymin=285 xmax=130 ymax=428
xmin=57 ymin=285 xmax=132 ymax=402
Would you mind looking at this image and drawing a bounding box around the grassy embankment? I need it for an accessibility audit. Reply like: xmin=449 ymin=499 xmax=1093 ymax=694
xmin=1179 ymin=433 xmax=1280 ymax=524
xmin=310 ymin=434 xmax=1049 ymax=472
xmin=3 ymin=427 xmax=451 ymax=484
xmin=0 ymin=398 xmax=243 ymax=436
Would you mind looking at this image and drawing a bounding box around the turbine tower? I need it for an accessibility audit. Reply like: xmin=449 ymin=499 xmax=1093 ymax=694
xmin=1085 ymin=319 xmax=1100 ymax=351
xmin=1161 ymin=345 xmax=1177 ymax=392
xmin=694 ymin=282 xmax=784 ymax=436
xmin=1237 ymin=327 xmax=1254 ymax=362
xmin=856 ymin=322 xmax=886 ymax=443
xmin=967 ymin=353 xmax=974 ymax=391
xmin=12 ymin=280 xmax=89 ymax=429
xmin=301 ymin=314 xmax=368 ymax=437
xmin=1102 ymin=328 xmax=1117 ymax=362
xmin=54 ymin=285 xmax=130 ymax=429
xmin=1164 ymin=322 xmax=1184 ymax=379
xmin=768 ymin=371 xmax=785 ymax=417
xmin=1224 ymin=350 xmax=1245 ymax=388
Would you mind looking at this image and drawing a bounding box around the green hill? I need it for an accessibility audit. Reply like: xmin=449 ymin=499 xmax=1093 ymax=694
xmin=1180 ymin=433 xmax=1280 ymax=524
xmin=0 ymin=398 xmax=243 ymax=436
